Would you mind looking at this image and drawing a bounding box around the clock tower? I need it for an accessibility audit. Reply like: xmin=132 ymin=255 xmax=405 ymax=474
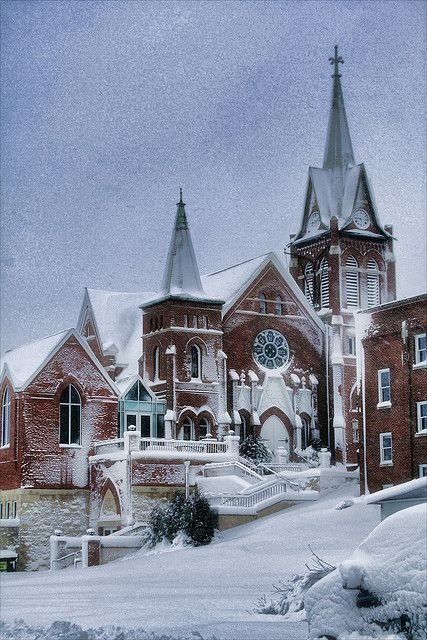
xmin=289 ymin=47 xmax=396 ymax=464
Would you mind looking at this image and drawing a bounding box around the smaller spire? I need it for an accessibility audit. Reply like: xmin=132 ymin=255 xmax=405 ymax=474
xmin=175 ymin=188 xmax=188 ymax=231
xmin=323 ymin=45 xmax=355 ymax=172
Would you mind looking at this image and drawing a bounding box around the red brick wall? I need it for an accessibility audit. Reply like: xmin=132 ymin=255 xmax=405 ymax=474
xmin=360 ymin=296 xmax=427 ymax=493
xmin=0 ymin=381 xmax=22 ymax=489
xmin=0 ymin=336 xmax=118 ymax=491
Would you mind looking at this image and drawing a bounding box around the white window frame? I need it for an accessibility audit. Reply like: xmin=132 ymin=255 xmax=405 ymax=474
xmin=377 ymin=368 xmax=391 ymax=407
xmin=414 ymin=333 xmax=426 ymax=367
xmin=190 ymin=345 xmax=202 ymax=380
xmin=1 ymin=387 xmax=11 ymax=448
xmin=379 ymin=432 xmax=393 ymax=465
xmin=59 ymin=385 xmax=82 ymax=447
xmin=416 ymin=401 xmax=427 ymax=435
xmin=418 ymin=464 xmax=427 ymax=478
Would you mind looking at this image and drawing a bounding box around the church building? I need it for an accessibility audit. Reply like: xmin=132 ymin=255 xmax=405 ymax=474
xmin=1 ymin=48 xmax=424 ymax=570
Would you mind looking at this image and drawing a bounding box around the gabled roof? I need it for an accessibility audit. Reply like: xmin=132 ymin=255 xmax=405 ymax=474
xmin=203 ymin=251 xmax=325 ymax=331
xmin=77 ymin=288 xmax=156 ymax=382
xmin=0 ymin=328 xmax=119 ymax=394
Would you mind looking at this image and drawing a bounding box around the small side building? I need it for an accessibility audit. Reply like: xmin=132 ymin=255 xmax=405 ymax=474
xmin=357 ymin=294 xmax=427 ymax=494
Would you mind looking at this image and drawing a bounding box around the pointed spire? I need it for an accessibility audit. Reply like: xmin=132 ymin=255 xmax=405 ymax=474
xmin=161 ymin=190 xmax=205 ymax=297
xmin=323 ymin=46 xmax=355 ymax=171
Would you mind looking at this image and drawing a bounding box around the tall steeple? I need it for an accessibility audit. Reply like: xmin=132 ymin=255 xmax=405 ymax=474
xmin=323 ymin=45 xmax=355 ymax=171
xmin=161 ymin=189 xmax=205 ymax=297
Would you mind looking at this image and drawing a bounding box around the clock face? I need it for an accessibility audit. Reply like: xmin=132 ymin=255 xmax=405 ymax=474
xmin=353 ymin=209 xmax=370 ymax=230
xmin=307 ymin=211 xmax=321 ymax=232
xmin=253 ymin=330 xmax=290 ymax=370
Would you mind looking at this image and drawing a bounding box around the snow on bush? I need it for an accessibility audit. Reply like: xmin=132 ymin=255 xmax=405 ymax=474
xmin=239 ymin=434 xmax=272 ymax=465
xmin=0 ymin=620 xmax=218 ymax=640
xmin=147 ymin=492 xmax=218 ymax=548
xmin=254 ymin=546 xmax=335 ymax=620
xmin=305 ymin=504 xmax=427 ymax=640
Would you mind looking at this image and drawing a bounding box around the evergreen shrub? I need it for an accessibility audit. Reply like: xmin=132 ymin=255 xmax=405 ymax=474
xmin=147 ymin=491 xmax=218 ymax=548
xmin=239 ymin=434 xmax=273 ymax=465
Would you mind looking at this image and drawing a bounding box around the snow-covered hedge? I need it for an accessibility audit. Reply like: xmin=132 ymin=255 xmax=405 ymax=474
xmin=0 ymin=620 xmax=217 ymax=640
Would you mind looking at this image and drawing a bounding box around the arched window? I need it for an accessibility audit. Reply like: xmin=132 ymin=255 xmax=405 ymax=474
xmin=191 ymin=345 xmax=201 ymax=379
xmin=59 ymin=385 xmax=81 ymax=445
xmin=179 ymin=416 xmax=194 ymax=441
xmin=1 ymin=388 xmax=11 ymax=447
xmin=345 ymin=255 xmax=359 ymax=308
xmin=199 ymin=417 xmax=209 ymax=439
xmin=153 ymin=346 xmax=160 ymax=381
xmin=367 ymin=258 xmax=380 ymax=307
xmin=275 ymin=296 xmax=283 ymax=316
xmin=319 ymin=258 xmax=329 ymax=309
xmin=304 ymin=262 xmax=314 ymax=306
xmin=259 ymin=292 xmax=267 ymax=314
xmin=240 ymin=414 xmax=248 ymax=442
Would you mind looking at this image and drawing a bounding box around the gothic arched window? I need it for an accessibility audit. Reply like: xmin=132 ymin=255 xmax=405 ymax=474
xmin=179 ymin=416 xmax=194 ymax=441
xmin=345 ymin=255 xmax=360 ymax=308
xmin=191 ymin=345 xmax=201 ymax=379
xmin=1 ymin=388 xmax=11 ymax=447
xmin=367 ymin=258 xmax=380 ymax=307
xmin=153 ymin=346 xmax=160 ymax=381
xmin=304 ymin=262 xmax=314 ymax=306
xmin=199 ymin=417 xmax=209 ymax=439
xmin=259 ymin=292 xmax=267 ymax=314
xmin=275 ymin=296 xmax=283 ymax=316
xmin=59 ymin=384 xmax=81 ymax=445
xmin=319 ymin=257 xmax=329 ymax=309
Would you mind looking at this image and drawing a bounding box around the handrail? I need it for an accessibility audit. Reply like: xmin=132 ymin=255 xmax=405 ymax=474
xmin=257 ymin=464 xmax=300 ymax=491
xmin=52 ymin=551 xmax=81 ymax=570
xmin=208 ymin=475 xmax=295 ymax=508
xmin=203 ymin=460 xmax=263 ymax=481
xmin=293 ymin=450 xmax=319 ymax=468
xmin=140 ymin=438 xmax=227 ymax=455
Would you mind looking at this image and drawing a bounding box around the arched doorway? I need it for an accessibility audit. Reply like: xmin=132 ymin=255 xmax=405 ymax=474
xmin=260 ymin=415 xmax=290 ymax=454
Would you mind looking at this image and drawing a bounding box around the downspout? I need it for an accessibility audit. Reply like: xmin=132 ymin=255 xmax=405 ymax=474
xmin=326 ymin=325 xmax=331 ymax=449
xmin=361 ymin=339 xmax=369 ymax=495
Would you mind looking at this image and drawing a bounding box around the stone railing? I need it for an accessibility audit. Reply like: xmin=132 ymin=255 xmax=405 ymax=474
xmin=94 ymin=433 xmax=240 ymax=460
xmin=207 ymin=476 xmax=295 ymax=509
xmin=139 ymin=438 xmax=228 ymax=455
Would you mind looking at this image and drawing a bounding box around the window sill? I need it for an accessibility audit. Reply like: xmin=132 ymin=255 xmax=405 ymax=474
xmin=379 ymin=461 xmax=393 ymax=467
xmin=413 ymin=362 xmax=427 ymax=370
xmin=377 ymin=401 xmax=392 ymax=409
xmin=0 ymin=444 xmax=10 ymax=449
xmin=59 ymin=444 xmax=82 ymax=449
xmin=415 ymin=430 xmax=427 ymax=437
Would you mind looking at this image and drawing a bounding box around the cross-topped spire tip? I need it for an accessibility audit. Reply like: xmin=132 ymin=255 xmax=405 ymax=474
xmin=329 ymin=45 xmax=344 ymax=78
xmin=178 ymin=187 xmax=185 ymax=206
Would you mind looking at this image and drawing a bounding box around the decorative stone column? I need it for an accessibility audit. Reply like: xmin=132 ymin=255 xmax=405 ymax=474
xmin=224 ymin=433 xmax=240 ymax=460
xmin=216 ymin=350 xmax=231 ymax=439
xmin=318 ymin=448 xmax=331 ymax=468
xmin=82 ymin=531 xmax=101 ymax=568
xmin=50 ymin=530 xmax=67 ymax=571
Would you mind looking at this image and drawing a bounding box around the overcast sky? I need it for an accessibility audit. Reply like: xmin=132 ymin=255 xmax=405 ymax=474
xmin=1 ymin=0 xmax=426 ymax=353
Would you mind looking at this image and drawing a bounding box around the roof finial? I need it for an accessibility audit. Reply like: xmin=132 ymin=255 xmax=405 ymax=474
xmin=178 ymin=187 xmax=184 ymax=206
xmin=329 ymin=45 xmax=344 ymax=78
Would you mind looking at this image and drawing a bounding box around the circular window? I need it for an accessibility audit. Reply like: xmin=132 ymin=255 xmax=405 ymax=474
xmin=252 ymin=329 xmax=289 ymax=370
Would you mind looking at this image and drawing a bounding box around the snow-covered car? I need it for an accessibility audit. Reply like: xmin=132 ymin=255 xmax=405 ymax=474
xmin=305 ymin=503 xmax=427 ymax=640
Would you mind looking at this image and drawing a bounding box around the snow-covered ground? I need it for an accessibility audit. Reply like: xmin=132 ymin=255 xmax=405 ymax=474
xmin=1 ymin=475 xmax=379 ymax=640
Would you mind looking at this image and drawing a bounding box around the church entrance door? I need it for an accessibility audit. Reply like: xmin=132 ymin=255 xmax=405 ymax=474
xmin=260 ymin=415 xmax=289 ymax=455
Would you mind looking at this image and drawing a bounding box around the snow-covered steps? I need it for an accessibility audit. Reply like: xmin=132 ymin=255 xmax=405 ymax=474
xmin=197 ymin=474 xmax=254 ymax=495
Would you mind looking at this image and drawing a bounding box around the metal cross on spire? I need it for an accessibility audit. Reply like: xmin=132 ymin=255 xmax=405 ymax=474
xmin=329 ymin=45 xmax=344 ymax=78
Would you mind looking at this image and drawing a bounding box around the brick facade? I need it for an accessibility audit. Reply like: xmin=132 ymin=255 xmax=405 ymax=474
xmin=358 ymin=295 xmax=427 ymax=493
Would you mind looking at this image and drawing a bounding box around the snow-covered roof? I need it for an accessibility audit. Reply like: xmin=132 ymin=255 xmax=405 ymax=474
xmin=365 ymin=477 xmax=427 ymax=504
xmin=79 ymin=289 xmax=156 ymax=382
xmin=201 ymin=254 xmax=270 ymax=304
xmin=0 ymin=329 xmax=70 ymax=389
xmin=0 ymin=328 xmax=119 ymax=393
